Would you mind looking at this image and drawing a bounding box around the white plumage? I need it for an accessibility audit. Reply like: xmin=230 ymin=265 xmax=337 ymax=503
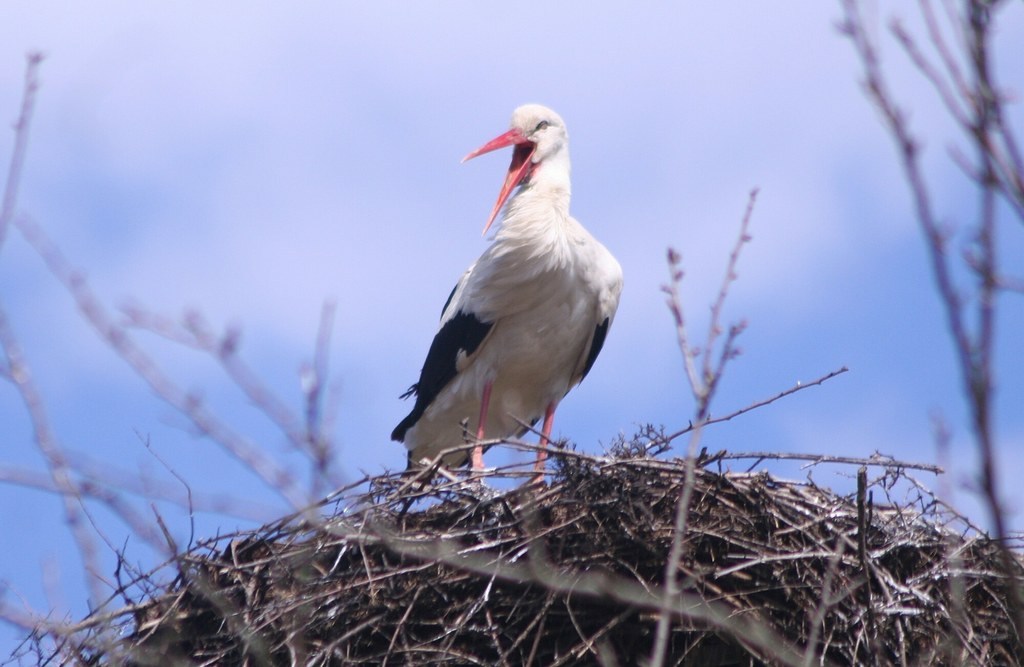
xmin=392 ymin=104 xmax=623 ymax=479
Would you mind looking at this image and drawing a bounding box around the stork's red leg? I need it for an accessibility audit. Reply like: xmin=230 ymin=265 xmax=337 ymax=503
xmin=532 ymin=401 xmax=557 ymax=484
xmin=472 ymin=381 xmax=492 ymax=469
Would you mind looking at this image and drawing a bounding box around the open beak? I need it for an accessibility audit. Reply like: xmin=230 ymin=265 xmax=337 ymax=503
xmin=462 ymin=129 xmax=536 ymax=235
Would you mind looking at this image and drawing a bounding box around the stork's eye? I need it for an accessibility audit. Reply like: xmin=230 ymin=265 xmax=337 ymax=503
xmin=534 ymin=120 xmax=550 ymax=132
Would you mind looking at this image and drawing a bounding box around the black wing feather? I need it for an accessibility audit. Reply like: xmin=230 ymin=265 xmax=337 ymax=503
xmin=391 ymin=310 xmax=493 ymax=442
xmin=439 ymin=282 xmax=459 ymax=318
xmin=579 ymin=317 xmax=611 ymax=382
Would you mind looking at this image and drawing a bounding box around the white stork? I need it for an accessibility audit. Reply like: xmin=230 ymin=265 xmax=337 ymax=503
xmin=392 ymin=104 xmax=623 ymax=481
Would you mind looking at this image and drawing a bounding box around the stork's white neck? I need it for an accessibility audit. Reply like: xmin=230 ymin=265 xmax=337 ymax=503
xmin=499 ymin=148 xmax=572 ymax=237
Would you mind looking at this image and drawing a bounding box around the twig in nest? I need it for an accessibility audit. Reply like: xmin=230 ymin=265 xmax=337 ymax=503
xmin=719 ymin=450 xmax=943 ymax=475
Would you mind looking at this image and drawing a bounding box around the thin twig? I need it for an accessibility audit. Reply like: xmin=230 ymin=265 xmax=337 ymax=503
xmin=701 ymin=188 xmax=757 ymax=412
xmin=0 ymin=305 xmax=105 ymax=606
xmin=13 ymin=214 xmax=312 ymax=510
xmin=0 ymin=55 xmax=110 ymax=607
xmin=650 ymin=190 xmax=758 ymax=667
xmin=124 ymin=305 xmax=334 ymax=474
xmin=840 ymin=0 xmax=1024 ymax=641
xmin=303 ymin=300 xmax=337 ymax=497
xmin=857 ymin=467 xmax=880 ymax=665
xmin=660 ymin=365 xmax=850 ymax=446
xmin=140 ymin=430 xmax=197 ymax=551
xmin=802 ymin=538 xmax=846 ymax=667
xmin=715 ymin=450 xmax=943 ymax=475
xmin=0 ymin=52 xmax=43 ymax=254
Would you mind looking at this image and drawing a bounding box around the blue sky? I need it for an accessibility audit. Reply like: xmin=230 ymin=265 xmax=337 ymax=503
xmin=1 ymin=1 xmax=1023 ymax=657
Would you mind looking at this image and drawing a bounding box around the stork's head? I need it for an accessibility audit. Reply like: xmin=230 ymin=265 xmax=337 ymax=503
xmin=462 ymin=104 xmax=569 ymax=235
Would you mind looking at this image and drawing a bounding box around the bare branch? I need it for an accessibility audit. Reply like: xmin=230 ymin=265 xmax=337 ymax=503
xmin=702 ymin=188 xmax=757 ymax=412
xmin=0 ymin=305 xmax=105 ymax=606
xmin=841 ymin=0 xmax=1024 ymax=640
xmin=661 ymin=248 xmax=701 ymax=398
xmin=0 ymin=55 xmax=112 ymax=608
xmin=302 ymin=300 xmax=338 ymax=497
xmin=661 ymin=365 xmax=850 ymax=446
xmin=124 ymin=308 xmax=315 ymax=461
xmin=12 ymin=214 xmax=313 ymax=510
xmin=651 ymin=190 xmax=759 ymax=667
xmin=713 ymin=450 xmax=943 ymax=475
xmin=0 ymin=52 xmax=42 ymax=255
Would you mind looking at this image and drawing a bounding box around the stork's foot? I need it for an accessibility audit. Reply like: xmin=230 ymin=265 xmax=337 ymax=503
xmin=470 ymin=444 xmax=486 ymax=470
xmin=527 ymin=402 xmax=555 ymax=487
xmin=528 ymin=443 xmax=550 ymax=486
xmin=528 ymin=458 xmax=549 ymax=486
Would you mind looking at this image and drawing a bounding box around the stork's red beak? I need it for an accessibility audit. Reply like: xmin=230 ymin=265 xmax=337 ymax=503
xmin=462 ymin=129 xmax=536 ymax=235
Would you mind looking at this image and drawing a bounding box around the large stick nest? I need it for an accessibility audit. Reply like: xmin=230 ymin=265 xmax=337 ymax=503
xmin=55 ymin=440 xmax=1023 ymax=666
